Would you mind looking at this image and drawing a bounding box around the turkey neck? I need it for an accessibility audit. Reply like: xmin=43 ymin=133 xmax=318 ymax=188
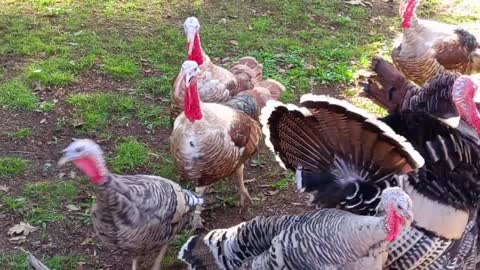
xmin=188 ymin=33 xmax=204 ymax=66
xmin=403 ymin=181 xmax=468 ymax=240
xmin=184 ymin=80 xmax=203 ymax=123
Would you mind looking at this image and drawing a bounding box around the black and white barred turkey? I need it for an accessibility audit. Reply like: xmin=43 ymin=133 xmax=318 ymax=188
xmin=179 ymin=187 xmax=414 ymax=270
xmin=58 ymin=139 xmax=204 ymax=270
xmin=259 ymin=94 xmax=480 ymax=269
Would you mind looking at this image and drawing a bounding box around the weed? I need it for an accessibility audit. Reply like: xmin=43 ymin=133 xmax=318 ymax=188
xmin=111 ymin=137 xmax=149 ymax=173
xmin=0 ymin=157 xmax=29 ymax=177
xmin=271 ymin=173 xmax=295 ymax=191
xmin=39 ymin=101 xmax=56 ymax=112
xmin=7 ymin=128 xmax=33 ymax=139
xmin=0 ymin=80 xmax=37 ymax=110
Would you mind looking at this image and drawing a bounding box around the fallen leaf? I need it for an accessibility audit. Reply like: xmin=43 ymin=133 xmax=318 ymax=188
xmin=0 ymin=185 xmax=9 ymax=192
xmin=248 ymin=25 xmax=253 ymax=30
xmin=9 ymin=236 xmax=26 ymax=243
xmin=81 ymin=237 xmax=93 ymax=245
xmin=265 ymin=190 xmax=280 ymax=196
xmin=66 ymin=204 xmax=80 ymax=211
xmin=40 ymin=118 xmax=47 ymax=124
xmin=8 ymin=222 xmax=38 ymax=236
xmin=229 ymin=40 xmax=239 ymax=46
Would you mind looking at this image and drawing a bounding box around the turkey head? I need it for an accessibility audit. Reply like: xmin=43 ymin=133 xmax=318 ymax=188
xmin=183 ymin=17 xmax=203 ymax=65
xmin=452 ymin=75 xmax=480 ymax=135
xmin=399 ymin=0 xmax=419 ymax=28
xmin=381 ymin=187 xmax=414 ymax=242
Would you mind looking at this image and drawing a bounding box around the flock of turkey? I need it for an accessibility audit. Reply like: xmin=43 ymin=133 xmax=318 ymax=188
xmin=53 ymin=0 xmax=480 ymax=269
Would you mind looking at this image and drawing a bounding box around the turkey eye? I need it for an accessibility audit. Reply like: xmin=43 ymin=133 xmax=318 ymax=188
xmin=397 ymin=204 xmax=404 ymax=210
xmin=75 ymin=147 xmax=84 ymax=153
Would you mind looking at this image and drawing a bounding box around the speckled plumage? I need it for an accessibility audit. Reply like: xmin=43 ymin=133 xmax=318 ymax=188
xmin=179 ymin=188 xmax=412 ymax=270
xmin=91 ymin=174 xmax=202 ymax=255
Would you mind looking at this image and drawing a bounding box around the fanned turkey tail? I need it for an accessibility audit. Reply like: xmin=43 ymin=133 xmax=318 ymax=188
xmin=361 ymin=57 xmax=418 ymax=112
xmin=178 ymin=215 xmax=297 ymax=270
xmin=224 ymin=79 xmax=285 ymax=120
xmin=260 ymin=94 xmax=424 ymax=215
xmin=229 ymin=57 xmax=264 ymax=95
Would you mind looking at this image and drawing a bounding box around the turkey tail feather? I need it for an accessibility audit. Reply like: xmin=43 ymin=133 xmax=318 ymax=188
xmin=260 ymin=94 xmax=424 ymax=214
xmin=361 ymin=57 xmax=416 ymax=112
xmin=178 ymin=235 xmax=219 ymax=270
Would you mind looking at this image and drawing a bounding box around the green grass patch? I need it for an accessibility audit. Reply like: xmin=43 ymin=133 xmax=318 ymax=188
xmin=271 ymin=173 xmax=295 ymax=191
xmin=136 ymin=77 xmax=171 ymax=97
xmin=0 ymin=253 xmax=82 ymax=270
xmin=0 ymin=80 xmax=37 ymax=110
xmin=0 ymin=157 xmax=29 ymax=177
xmin=102 ymin=55 xmax=140 ymax=78
xmin=137 ymin=104 xmax=170 ymax=129
xmin=7 ymin=128 xmax=33 ymax=139
xmin=111 ymin=137 xmax=149 ymax=173
xmin=154 ymin=154 xmax=177 ymax=180
xmin=23 ymin=181 xmax=78 ymax=224
xmin=26 ymin=57 xmax=75 ymax=87
xmin=68 ymin=92 xmax=136 ymax=131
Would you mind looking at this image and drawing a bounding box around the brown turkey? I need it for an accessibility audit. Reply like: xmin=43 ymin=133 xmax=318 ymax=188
xmin=394 ymin=0 xmax=480 ymax=85
xmin=58 ymin=139 xmax=203 ymax=270
xmin=170 ymin=60 xmax=284 ymax=229
xmin=170 ymin=17 xmax=264 ymax=122
xmin=363 ymin=57 xmax=480 ymax=136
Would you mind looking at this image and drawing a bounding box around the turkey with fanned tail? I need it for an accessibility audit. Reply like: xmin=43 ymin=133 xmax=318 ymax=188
xmin=261 ymin=94 xmax=480 ymax=269
xmin=179 ymin=187 xmax=414 ymax=270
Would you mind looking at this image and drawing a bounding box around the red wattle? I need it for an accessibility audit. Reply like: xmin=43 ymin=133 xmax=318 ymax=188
xmin=402 ymin=0 xmax=417 ymax=28
xmin=386 ymin=204 xmax=405 ymax=242
xmin=73 ymin=157 xmax=105 ymax=185
xmin=184 ymin=81 xmax=203 ymax=123
xmin=188 ymin=33 xmax=204 ymax=65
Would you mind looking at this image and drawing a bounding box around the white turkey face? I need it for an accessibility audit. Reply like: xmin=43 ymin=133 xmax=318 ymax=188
xmin=381 ymin=187 xmax=414 ymax=224
xmin=58 ymin=139 xmax=103 ymax=165
xmin=184 ymin=17 xmax=200 ymax=54
xmin=182 ymin=60 xmax=200 ymax=87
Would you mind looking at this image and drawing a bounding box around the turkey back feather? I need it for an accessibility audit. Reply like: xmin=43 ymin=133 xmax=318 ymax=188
xmin=260 ymin=94 xmax=424 ymax=214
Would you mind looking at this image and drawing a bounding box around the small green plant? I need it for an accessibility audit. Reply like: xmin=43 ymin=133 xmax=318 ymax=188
xmin=39 ymin=101 xmax=56 ymax=112
xmin=0 ymin=80 xmax=37 ymax=110
xmin=111 ymin=137 xmax=149 ymax=173
xmin=7 ymin=128 xmax=33 ymax=139
xmin=271 ymin=173 xmax=295 ymax=191
xmin=103 ymin=55 xmax=140 ymax=78
xmin=136 ymin=77 xmax=171 ymax=97
xmin=0 ymin=157 xmax=29 ymax=177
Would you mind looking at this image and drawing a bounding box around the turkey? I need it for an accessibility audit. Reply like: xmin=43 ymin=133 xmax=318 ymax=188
xmin=261 ymin=94 xmax=480 ymax=269
xmin=57 ymin=139 xmax=204 ymax=270
xmin=170 ymin=17 xmax=265 ymax=121
xmin=170 ymin=60 xmax=284 ymax=229
xmin=362 ymin=57 xmax=480 ymax=135
xmin=393 ymin=0 xmax=480 ymax=85
xmin=178 ymin=187 xmax=414 ymax=270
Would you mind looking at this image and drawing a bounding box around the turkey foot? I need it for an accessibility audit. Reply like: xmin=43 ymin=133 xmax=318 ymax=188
xmin=233 ymin=164 xmax=253 ymax=208
xmin=190 ymin=186 xmax=209 ymax=230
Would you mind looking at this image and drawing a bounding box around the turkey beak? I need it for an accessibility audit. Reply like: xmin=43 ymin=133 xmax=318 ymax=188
xmin=403 ymin=210 xmax=414 ymax=227
xmin=185 ymin=71 xmax=194 ymax=88
xmin=174 ymin=71 xmax=187 ymax=97
xmin=57 ymin=156 xmax=69 ymax=167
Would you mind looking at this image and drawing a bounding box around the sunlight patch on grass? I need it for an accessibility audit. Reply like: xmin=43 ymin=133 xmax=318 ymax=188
xmin=0 ymin=80 xmax=37 ymax=110
xmin=0 ymin=157 xmax=29 ymax=178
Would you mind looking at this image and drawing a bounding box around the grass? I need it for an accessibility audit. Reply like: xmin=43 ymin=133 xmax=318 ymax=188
xmin=1 ymin=181 xmax=79 ymax=225
xmin=102 ymin=55 xmax=140 ymax=78
xmin=7 ymin=128 xmax=32 ymax=139
xmin=0 ymin=253 xmax=82 ymax=270
xmin=271 ymin=173 xmax=295 ymax=191
xmin=0 ymin=157 xmax=29 ymax=177
xmin=111 ymin=137 xmax=149 ymax=173
xmin=0 ymin=80 xmax=37 ymax=110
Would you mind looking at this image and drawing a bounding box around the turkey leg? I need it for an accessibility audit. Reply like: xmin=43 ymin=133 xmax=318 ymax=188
xmin=151 ymin=245 xmax=168 ymax=270
xmin=132 ymin=257 xmax=138 ymax=270
xmin=234 ymin=164 xmax=252 ymax=207
xmin=191 ymin=186 xmax=208 ymax=229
